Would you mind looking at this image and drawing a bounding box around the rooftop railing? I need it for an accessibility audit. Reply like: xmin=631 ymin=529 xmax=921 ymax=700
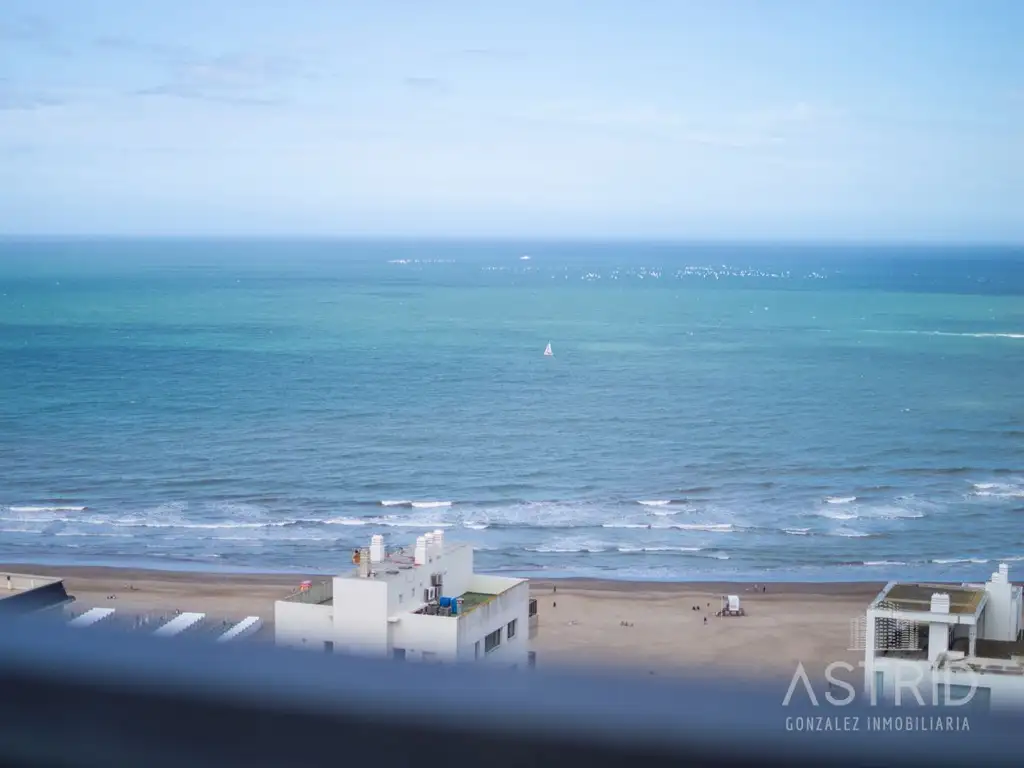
xmin=0 ymin=614 xmax=1019 ymax=767
xmin=283 ymin=580 xmax=332 ymax=605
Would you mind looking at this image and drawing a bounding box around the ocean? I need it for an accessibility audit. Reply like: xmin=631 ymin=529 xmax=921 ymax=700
xmin=1 ymin=238 xmax=1022 ymax=582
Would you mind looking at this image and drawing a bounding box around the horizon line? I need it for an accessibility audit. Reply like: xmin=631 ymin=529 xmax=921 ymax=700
xmin=2 ymin=233 xmax=1023 ymax=248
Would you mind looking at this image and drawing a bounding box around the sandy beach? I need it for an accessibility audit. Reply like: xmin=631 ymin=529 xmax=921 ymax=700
xmin=4 ymin=563 xmax=884 ymax=681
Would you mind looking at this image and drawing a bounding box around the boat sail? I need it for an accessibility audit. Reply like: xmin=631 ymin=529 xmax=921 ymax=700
xmin=543 ymin=342 xmax=553 ymax=357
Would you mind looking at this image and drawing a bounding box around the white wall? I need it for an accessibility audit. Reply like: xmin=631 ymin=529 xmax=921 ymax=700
xmin=331 ymin=576 xmax=390 ymax=656
xmin=274 ymin=601 xmax=334 ymax=651
xmin=390 ymin=612 xmax=460 ymax=662
xmin=456 ymin=580 xmax=530 ymax=667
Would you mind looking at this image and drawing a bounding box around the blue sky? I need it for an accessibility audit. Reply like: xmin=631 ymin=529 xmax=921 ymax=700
xmin=2 ymin=1 xmax=1022 ymax=240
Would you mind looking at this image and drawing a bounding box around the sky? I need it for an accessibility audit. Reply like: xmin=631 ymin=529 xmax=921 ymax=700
xmin=1 ymin=1 xmax=1022 ymax=241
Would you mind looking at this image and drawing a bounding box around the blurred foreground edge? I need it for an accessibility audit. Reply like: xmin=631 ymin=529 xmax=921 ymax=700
xmin=0 ymin=617 xmax=1018 ymax=768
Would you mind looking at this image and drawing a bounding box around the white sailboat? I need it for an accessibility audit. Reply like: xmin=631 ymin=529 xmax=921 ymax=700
xmin=543 ymin=342 xmax=553 ymax=357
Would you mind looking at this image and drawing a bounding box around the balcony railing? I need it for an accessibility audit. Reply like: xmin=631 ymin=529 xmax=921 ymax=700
xmin=0 ymin=613 xmax=1019 ymax=767
xmin=283 ymin=580 xmax=332 ymax=605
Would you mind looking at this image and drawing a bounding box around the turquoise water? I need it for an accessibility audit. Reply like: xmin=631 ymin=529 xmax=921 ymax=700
xmin=1 ymin=239 xmax=1022 ymax=581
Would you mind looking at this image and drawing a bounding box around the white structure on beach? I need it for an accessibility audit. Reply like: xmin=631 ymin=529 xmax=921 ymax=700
xmin=862 ymin=562 xmax=1024 ymax=711
xmin=274 ymin=532 xmax=531 ymax=667
xmin=67 ymin=607 xmax=116 ymax=628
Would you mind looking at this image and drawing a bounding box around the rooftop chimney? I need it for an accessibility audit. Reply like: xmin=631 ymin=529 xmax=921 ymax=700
xmin=358 ymin=547 xmax=371 ymax=578
xmin=424 ymin=532 xmax=435 ymax=554
xmin=414 ymin=536 xmax=427 ymax=566
xmin=999 ymin=563 xmax=1009 ymax=581
xmin=930 ymin=592 xmax=950 ymax=614
xmin=433 ymin=529 xmax=445 ymax=551
xmin=370 ymin=534 xmax=385 ymax=563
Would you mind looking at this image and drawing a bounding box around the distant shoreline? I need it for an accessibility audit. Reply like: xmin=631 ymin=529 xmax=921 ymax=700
xmin=0 ymin=562 xmax=890 ymax=595
xmin=3 ymin=561 xmax=886 ymax=675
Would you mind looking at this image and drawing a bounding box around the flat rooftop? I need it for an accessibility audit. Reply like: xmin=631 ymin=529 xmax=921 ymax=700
xmin=873 ymin=582 xmax=986 ymax=615
xmin=0 ymin=572 xmax=63 ymax=599
xmin=414 ymin=591 xmax=494 ymax=618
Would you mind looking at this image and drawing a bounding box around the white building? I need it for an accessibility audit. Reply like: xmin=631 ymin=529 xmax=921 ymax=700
xmin=274 ymin=531 xmax=532 ymax=668
xmin=863 ymin=562 xmax=1024 ymax=711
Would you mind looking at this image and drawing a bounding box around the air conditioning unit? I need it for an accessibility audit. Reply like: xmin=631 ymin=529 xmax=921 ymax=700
xmin=430 ymin=573 xmax=443 ymax=587
xmin=424 ymin=587 xmax=438 ymax=603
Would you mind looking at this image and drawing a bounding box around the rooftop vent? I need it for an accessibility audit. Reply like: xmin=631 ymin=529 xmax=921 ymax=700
xmin=414 ymin=536 xmax=427 ymax=566
xmin=370 ymin=534 xmax=386 ymax=563
xmin=930 ymin=593 xmax=950 ymax=614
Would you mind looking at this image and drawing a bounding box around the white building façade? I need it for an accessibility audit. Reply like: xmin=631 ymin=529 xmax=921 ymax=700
xmin=863 ymin=562 xmax=1024 ymax=711
xmin=274 ymin=531 xmax=535 ymax=667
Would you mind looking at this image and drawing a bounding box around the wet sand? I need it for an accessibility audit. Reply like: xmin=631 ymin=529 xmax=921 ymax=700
xmin=4 ymin=564 xmax=883 ymax=679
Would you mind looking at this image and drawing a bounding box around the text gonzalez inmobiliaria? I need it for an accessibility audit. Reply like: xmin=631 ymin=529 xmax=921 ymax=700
xmin=781 ymin=661 xmax=974 ymax=732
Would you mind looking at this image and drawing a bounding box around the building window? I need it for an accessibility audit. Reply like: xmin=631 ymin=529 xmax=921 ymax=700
xmin=324 ymin=641 xmax=334 ymax=653
xmin=393 ymin=648 xmax=406 ymax=661
xmin=507 ymin=619 xmax=517 ymax=639
xmin=484 ymin=628 xmax=502 ymax=653
xmin=399 ymin=593 xmax=403 ymax=604
xmin=529 ymin=598 xmax=538 ymax=617
xmin=474 ymin=641 xmax=480 ymax=659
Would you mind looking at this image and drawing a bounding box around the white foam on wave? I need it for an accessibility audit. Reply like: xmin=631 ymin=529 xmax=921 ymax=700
xmin=863 ymin=505 xmax=925 ymax=520
xmin=602 ymin=522 xmax=650 ymax=529
xmin=8 ymin=505 xmax=86 ymax=513
xmin=372 ymin=517 xmax=453 ymax=529
xmin=377 ymin=499 xmax=455 ymax=509
xmin=324 ymin=517 xmax=368 ymax=526
xmin=932 ymin=558 xmax=989 ymax=565
xmin=956 ymin=332 xmax=1024 ymax=339
xmin=832 ymin=527 xmax=870 ymax=538
xmin=820 ymin=509 xmax=858 ymax=520
xmin=825 ymin=496 xmax=857 ymax=505
xmin=971 ymin=482 xmax=1024 ymax=499
xmin=869 ymin=330 xmax=1024 ymax=340
xmin=637 ymin=500 xmax=671 ymax=507
xmin=862 ymin=560 xmax=907 ymax=566
xmin=527 ymin=544 xmax=607 ymax=554
xmin=783 ymin=527 xmax=811 ymax=535
xmin=464 ymin=522 xmax=489 ymax=530
xmin=124 ymin=520 xmax=276 ymax=530
xmin=462 ymin=501 xmax=581 ymax=529
xmin=617 ymin=545 xmax=704 ymax=553
xmin=671 ymin=522 xmax=734 ymax=532
xmin=818 ymin=500 xmax=924 ymax=521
